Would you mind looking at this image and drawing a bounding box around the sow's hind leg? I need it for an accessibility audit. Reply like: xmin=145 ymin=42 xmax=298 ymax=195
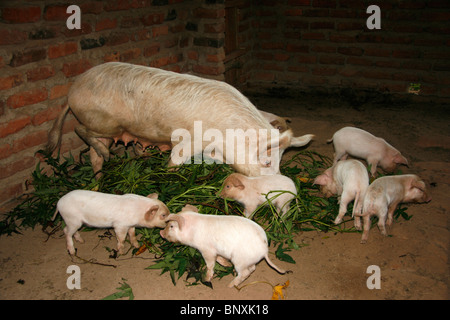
xmin=75 ymin=124 xmax=113 ymax=161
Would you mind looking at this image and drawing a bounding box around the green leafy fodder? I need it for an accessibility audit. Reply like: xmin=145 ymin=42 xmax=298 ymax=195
xmin=0 ymin=148 xmax=411 ymax=287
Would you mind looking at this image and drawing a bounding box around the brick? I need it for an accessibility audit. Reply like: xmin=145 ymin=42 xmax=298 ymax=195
xmin=96 ymin=18 xmax=118 ymax=32
xmin=6 ymin=88 xmax=48 ymax=109
xmin=187 ymin=50 xmax=199 ymax=61
xmin=44 ymin=4 xmax=70 ymax=21
xmin=10 ymin=48 xmax=46 ymax=67
xmin=2 ymin=6 xmax=41 ymax=23
xmin=48 ymin=41 xmax=78 ymax=59
xmin=422 ymin=11 xmax=450 ymax=21
xmin=0 ymin=183 xmax=24 ymax=205
xmin=205 ymin=22 xmax=226 ymax=33
xmin=311 ymin=44 xmax=336 ymax=53
xmin=253 ymin=71 xmax=275 ymax=82
xmin=319 ymin=55 xmax=345 ymax=65
xmin=0 ymin=117 xmax=31 ymax=139
xmin=11 ymin=130 xmax=48 ymax=155
xmin=261 ymin=42 xmax=285 ymax=50
xmin=26 ymin=66 xmax=55 ymax=82
xmin=0 ymin=29 xmax=28 ymax=46
xmin=0 ymin=144 xmax=12 ymax=160
xmin=0 ymin=156 xmax=36 ymax=180
xmin=120 ymin=48 xmax=142 ymax=62
xmin=194 ymin=7 xmax=225 ymax=19
xmin=144 ymin=44 xmax=160 ymax=57
xmin=313 ymin=0 xmax=336 ymax=8
xmin=140 ymin=13 xmax=165 ymax=26
xmin=297 ymin=54 xmax=317 ymax=64
xmin=50 ymin=83 xmax=72 ymax=100
xmin=360 ymin=70 xmax=392 ymax=80
xmin=192 ymin=64 xmax=225 ymax=76
xmin=79 ymin=2 xmax=103 ymax=14
xmin=392 ymin=49 xmax=420 ymax=59
xmin=285 ymin=9 xmax=303 ymax=16
xmin=207 ymin=52 xmax=226 ymax=63
xmin=274 ymin=53 xmax=290 ymax=61
xmin=32 ymin=105 xmax=62 ymax=126
xmin=104 ymin=0 xmax=132 ymax=11
xmin=302 ymin=32 xmax=325 ymax=40
xmin=286 ymin=44 xmax=308 ymax=52
xmin=106 ymin=33 xmax=130 ymax=46
xmin=152 ymin=25 xmax=169 ymax=38
xmin=364 ymin=47 xmax=391 ymax=57
xmin=149 ymin=55 xmax=180 ymax=68
xmin=347 ymin=57 xmax=372 ymax=66
xmin=329 ymin=34 xmax=355 ymax=43
xmin=193 ymin=37 xmax=224 ymax=48
xmin=336 ymin=22 xmax=361 ymax=31
xmin=62 ymin=60 xmax=92 ymax=78
xmin=0 ymin=74 xmax=24 ymax=91
xmin=392 ymin=72 xmax=420 ymax=82
xmin=288 ymin=0 xmax=311 ymax=5
xmin=310 ymin=21 xmax=334 ymax=29
xmin=338 ymin=47 xmax=363 ymax=56
xmin=312 ymin=66 xmax=336 ymax=76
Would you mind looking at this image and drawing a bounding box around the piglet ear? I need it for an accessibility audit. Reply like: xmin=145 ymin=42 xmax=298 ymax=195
xmin=410 ymin=178 xmax=426 ymax=192
xmin=145 ymin=205 xmax=159 ymax=221
xmin=147 ymin=193 xmax=159 ymax=199
xmin=167 ymin=214 xmax=185 ymax=231
xmin=313 ymin=169 xmax=331 ymax=186
xmin=182 ymin=204 xmax=198 ymax=212
xmin=231 ymin=175 xmax=245 ymax=190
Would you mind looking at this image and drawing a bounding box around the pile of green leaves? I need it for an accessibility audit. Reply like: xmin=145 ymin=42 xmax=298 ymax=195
xmin=0 ymin=147 xmax=409 ymax=287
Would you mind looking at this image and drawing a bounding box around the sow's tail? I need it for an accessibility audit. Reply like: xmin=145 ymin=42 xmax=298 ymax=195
xmin=45 ymin=104 xmax=70 ymax=154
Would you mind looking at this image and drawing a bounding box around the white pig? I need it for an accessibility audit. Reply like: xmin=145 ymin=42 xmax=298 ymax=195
xmin=219 ymin=173 xmax=297 ymax=218
xmin=359 ymin=174 xmax=431 ymax=244
xmin=46 ymin=62 xmax=314 ymax=177
xmin=313 ymin=159 xmax=369 ymax=228
xmin=53 ymin=190 xmax=169 ymax=255
xmin=160 ymin=205 xmax=287 ymax=288
xmin=327 ymin=126 xmax=408 ymax=176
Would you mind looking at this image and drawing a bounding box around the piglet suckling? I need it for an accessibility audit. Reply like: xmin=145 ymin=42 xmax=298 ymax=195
xmin=313 ymin=159 xmax=369 ymax=229
xmin=360 ymin=174 xmax=431 ymax=244
xmin=160 ymin=205 xmax=287 ymax=288
xmin=219 ymin=173 xmax=297 ymax=218
xmin=328 ymin=126 xmax=408 ymax=176
xmin=53 ymin=190 xmax=169 ymax=255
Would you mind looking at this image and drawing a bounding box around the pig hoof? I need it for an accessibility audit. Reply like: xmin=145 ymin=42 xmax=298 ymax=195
xmin=334 ymin=217 xmax=342 ymax=225
xmin=360 ymin=240 xmax=367 ymax=244
xmin=202 ymin=281 xmax=213 ymax=289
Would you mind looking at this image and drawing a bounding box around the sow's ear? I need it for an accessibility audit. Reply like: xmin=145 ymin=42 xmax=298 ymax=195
xmin=147 ymin=193 xmax=159 ymax=199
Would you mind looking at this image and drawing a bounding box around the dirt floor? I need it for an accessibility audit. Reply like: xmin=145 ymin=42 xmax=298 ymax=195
xmin=0 ymin=90 xmax=448 ymax=300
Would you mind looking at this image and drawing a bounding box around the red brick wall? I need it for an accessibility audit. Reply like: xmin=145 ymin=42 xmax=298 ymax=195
xmin=1 ymin=0 xmax=449 ymax=207
xmin=0 ymin=0 xmax=225 ymax=206
xmin=248 ymin=0 xmax=450 ymax=101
